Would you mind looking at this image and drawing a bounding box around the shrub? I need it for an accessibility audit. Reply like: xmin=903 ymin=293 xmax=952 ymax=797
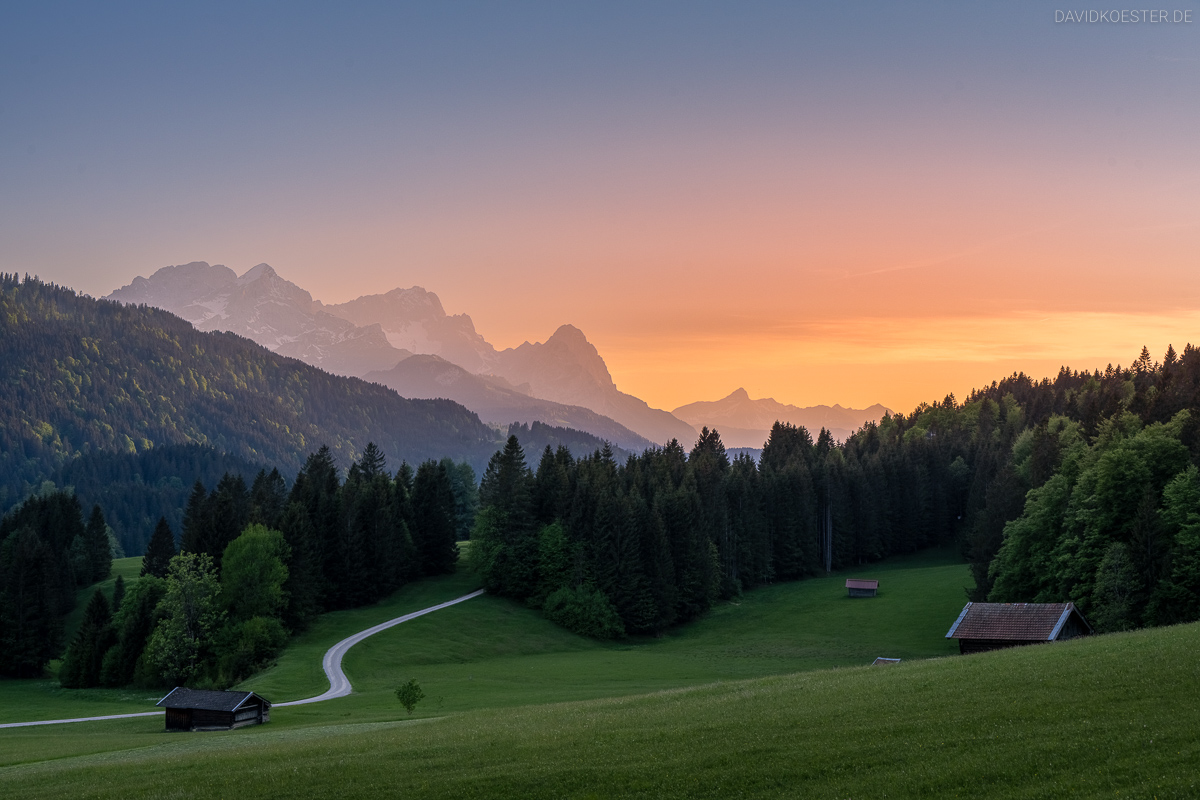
xmin=543 ymin=585 xmax=625 ymax=639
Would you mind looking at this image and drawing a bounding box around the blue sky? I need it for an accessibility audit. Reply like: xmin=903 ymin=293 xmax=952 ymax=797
xmin=2 ymin=2 xmax=1197 ymax=409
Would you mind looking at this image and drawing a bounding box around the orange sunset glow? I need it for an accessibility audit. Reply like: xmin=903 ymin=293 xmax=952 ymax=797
xmin=4 ymin=3 xmax=1197 ymax=417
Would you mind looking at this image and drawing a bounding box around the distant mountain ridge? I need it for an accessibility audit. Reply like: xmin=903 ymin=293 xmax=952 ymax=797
xmin=106 ymin=262 xmax=887 ymax=449
xmin=673 ymin=388 xmax=890 ymax=448
xmin=492 ymin=325 xmax=698 ymax=446
xmin=106 ymin=262 xmax=698 ymax=445
xmin=364 ymin=354 xmax=654 ymax=452
xmin=321 ymin=287 xmax=497 ymax=374
xmin=0 ymin=275 xmax=502 ymax=512
xmin=108 ymin=262 xmax=411 ymax=377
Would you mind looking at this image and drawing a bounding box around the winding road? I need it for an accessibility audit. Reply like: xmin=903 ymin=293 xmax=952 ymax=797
xmin=0 ymin=589 xmax=486 ymax=730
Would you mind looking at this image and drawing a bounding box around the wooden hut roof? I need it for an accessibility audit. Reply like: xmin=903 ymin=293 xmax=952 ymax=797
xmin=945 ymin=602 xmax=1092 ymax=641
xmin=845 ymin=579 xmax=878 ymax=590
xmin=156 ymin=687 xmax=271 ymax=712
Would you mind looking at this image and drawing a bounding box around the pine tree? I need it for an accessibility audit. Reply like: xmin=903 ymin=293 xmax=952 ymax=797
xmin=208 ymin=473 xmax=251 ymax=570
xmin=180 ymin=481 xmax=210 ymax=555
xmin=60 ymin=590 xmax=116 ymax=688
xmin=141 ymin=517 xmax=178 ymax=579
xmin=0 ymin=527 xmax=63 ymax=677
xmin=85 ymin=505 xmax=112 ymax=583
xmin=111 ymin=574 xmax=125 ymax=614
xmin=412 ymin=461 xmax=459 ymax=576
xmin=278 ymin=502 xmax=323 ymax=630
xmin=250 ymin=468 xmax=288 ymax=530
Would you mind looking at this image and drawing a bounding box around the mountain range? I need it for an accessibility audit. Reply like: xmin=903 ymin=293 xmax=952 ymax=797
xmin=364 ymin=354 xmax=654 ymax=452
xmin=108 ymin=262 xmax=887 ymax=449
xmin=672 ymin=389 xmax=891 ymax=448
xmin=107 ymin=262 xmax=413 ymax=377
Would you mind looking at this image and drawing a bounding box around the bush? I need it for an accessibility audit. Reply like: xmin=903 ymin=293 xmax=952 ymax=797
xmin=215 ymin=616 xmax=288 ymax=687
xmin=543 ymin=585 xmax=625 ymax=639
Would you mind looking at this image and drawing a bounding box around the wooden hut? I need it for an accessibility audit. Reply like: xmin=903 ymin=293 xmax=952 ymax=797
xmin=945 ymin=602 xmax=1092 ymax=655
xmin=846 ymin=579 xmax=878 ymax=598
xmin=157 ymin=688 xmax=272 ymax=731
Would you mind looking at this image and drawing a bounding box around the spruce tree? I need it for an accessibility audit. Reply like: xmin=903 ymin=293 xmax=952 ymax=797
xmin=208 ymin=473 xmax=251 ymax=569
xmin=278 ymin=501 xmax=323 ymax=630
xmin=85 ymin=505 xmax=112 ymax=583
xmin=141 ymin=517 xmax=177 ymax=578
xmin=111 ymin=574 xmax=125 ymax=614
xmin=250 ymin=468 xmax=288 ymax=530
xmin=60 ymin=590 xmax=116 ymax=688
xmin=180 ymin=481 xmax=210 ymax=555
xmin=412 ymin=461 xmax=459 ymax=576
xmin=0 ymin=527 xmax=63 ymax=677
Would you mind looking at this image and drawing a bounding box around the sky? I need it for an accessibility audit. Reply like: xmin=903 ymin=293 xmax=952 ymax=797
xmin=2 ymin=2 xmax=1198 ymax=413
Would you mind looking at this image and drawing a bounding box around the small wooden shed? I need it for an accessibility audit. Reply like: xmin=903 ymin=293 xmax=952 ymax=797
xmin=846 ymin=579 xmax=878 ymax=598
xmin=157 ymin=687 xmax=272 ymax=732
xmin=945 ymin=602 xmax=1092 ymax=655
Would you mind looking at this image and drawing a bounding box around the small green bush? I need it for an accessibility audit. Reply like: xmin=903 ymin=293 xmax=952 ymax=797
xmin=542 ymin=585 xmax=625 ymax=639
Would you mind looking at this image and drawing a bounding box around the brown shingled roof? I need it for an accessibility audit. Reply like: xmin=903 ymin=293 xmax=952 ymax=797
xmin=156 ymin=688 xmax=271 ymax=712
xmin=945 ymin=602 xmax=1089 ymax=641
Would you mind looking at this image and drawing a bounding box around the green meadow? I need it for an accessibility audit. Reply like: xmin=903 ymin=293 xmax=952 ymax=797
xmin=3 ymin=549 xmax=1195 ymax=797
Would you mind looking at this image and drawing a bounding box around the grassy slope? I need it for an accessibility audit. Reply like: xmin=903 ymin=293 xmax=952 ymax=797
xmin=61 ymin=557 xmax=144 ymax=645
xmin=1 ymin=622 xmax=1197 ymax=798
xmin=323 ymin=547 xmax=966 ymax=715
xmin=0 ymin=548 xmax=965 ymax=727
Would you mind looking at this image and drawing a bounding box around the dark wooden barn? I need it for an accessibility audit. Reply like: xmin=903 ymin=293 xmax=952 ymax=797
xmin=945 ymin=602 xmax=1093 ymax=655
xmin=846 ymin=579 xmax=878 ymax=598
xmin=156 ymin=688 xmax=272 ymax=732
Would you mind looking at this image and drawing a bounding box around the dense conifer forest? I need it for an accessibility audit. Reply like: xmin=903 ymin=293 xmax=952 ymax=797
xmin=2 ymin=267 xmax=1198 ymax=684
xmin=472 ymin=346 xmax=1200 ymax=639
xmin=0 ymin=444 xmax=466 ymax=685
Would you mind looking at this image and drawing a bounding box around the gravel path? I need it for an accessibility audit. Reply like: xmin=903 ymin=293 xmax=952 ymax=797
xmin=0 ymin=588 xmax=486 ymax=729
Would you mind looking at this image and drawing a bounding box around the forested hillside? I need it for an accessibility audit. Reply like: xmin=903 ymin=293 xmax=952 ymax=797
xmin=1 ymin=442 xmax=467 ymax=684
xmin=0 ymin=274 xmax=500 ymax=513
xmin=53 ymin=444 xmax=269 ymax=557
xmin=473 ymin=345 xmax=1200 ymax=639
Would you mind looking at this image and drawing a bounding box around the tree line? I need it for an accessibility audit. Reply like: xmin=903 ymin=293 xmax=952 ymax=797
xmin=6 ymin=342 xmax=1199 ymax=682
xmin=1 ymin=444 xmax=470 ymax=686
xmin=0 ymin=493 xmax=112 ymax=676
xmin=471 ymin=345 xmax=1200 ymax=639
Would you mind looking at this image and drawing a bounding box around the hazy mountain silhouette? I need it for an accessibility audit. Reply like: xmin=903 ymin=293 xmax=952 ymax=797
xmin=320 ymin=287 xmax=498 ymax=374
xmin=492 ymin=325 xmax=698 ymax=446
xmin=107 ymin=263 xmax=700 ymax=446
xmin=673 ymin=388 xmax=890 ymax=448
xmin=108 ymin=262 xmax=411 ymax=377
xmin=365 ymin=354 xmax=654 ymax=451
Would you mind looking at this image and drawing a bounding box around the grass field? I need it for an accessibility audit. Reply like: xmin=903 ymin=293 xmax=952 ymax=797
xmin=319 ymin=547 xmax=967 ymax=715
xmin=62 ymin=556 xmax=144 ymax=647
xmin=1 ymin=549 xmax=966 ymax=727
xmin=1 ymin=620 xmax=1196 ymax=798
xmin=9 ymin=548 xmax=1193 ymax=796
